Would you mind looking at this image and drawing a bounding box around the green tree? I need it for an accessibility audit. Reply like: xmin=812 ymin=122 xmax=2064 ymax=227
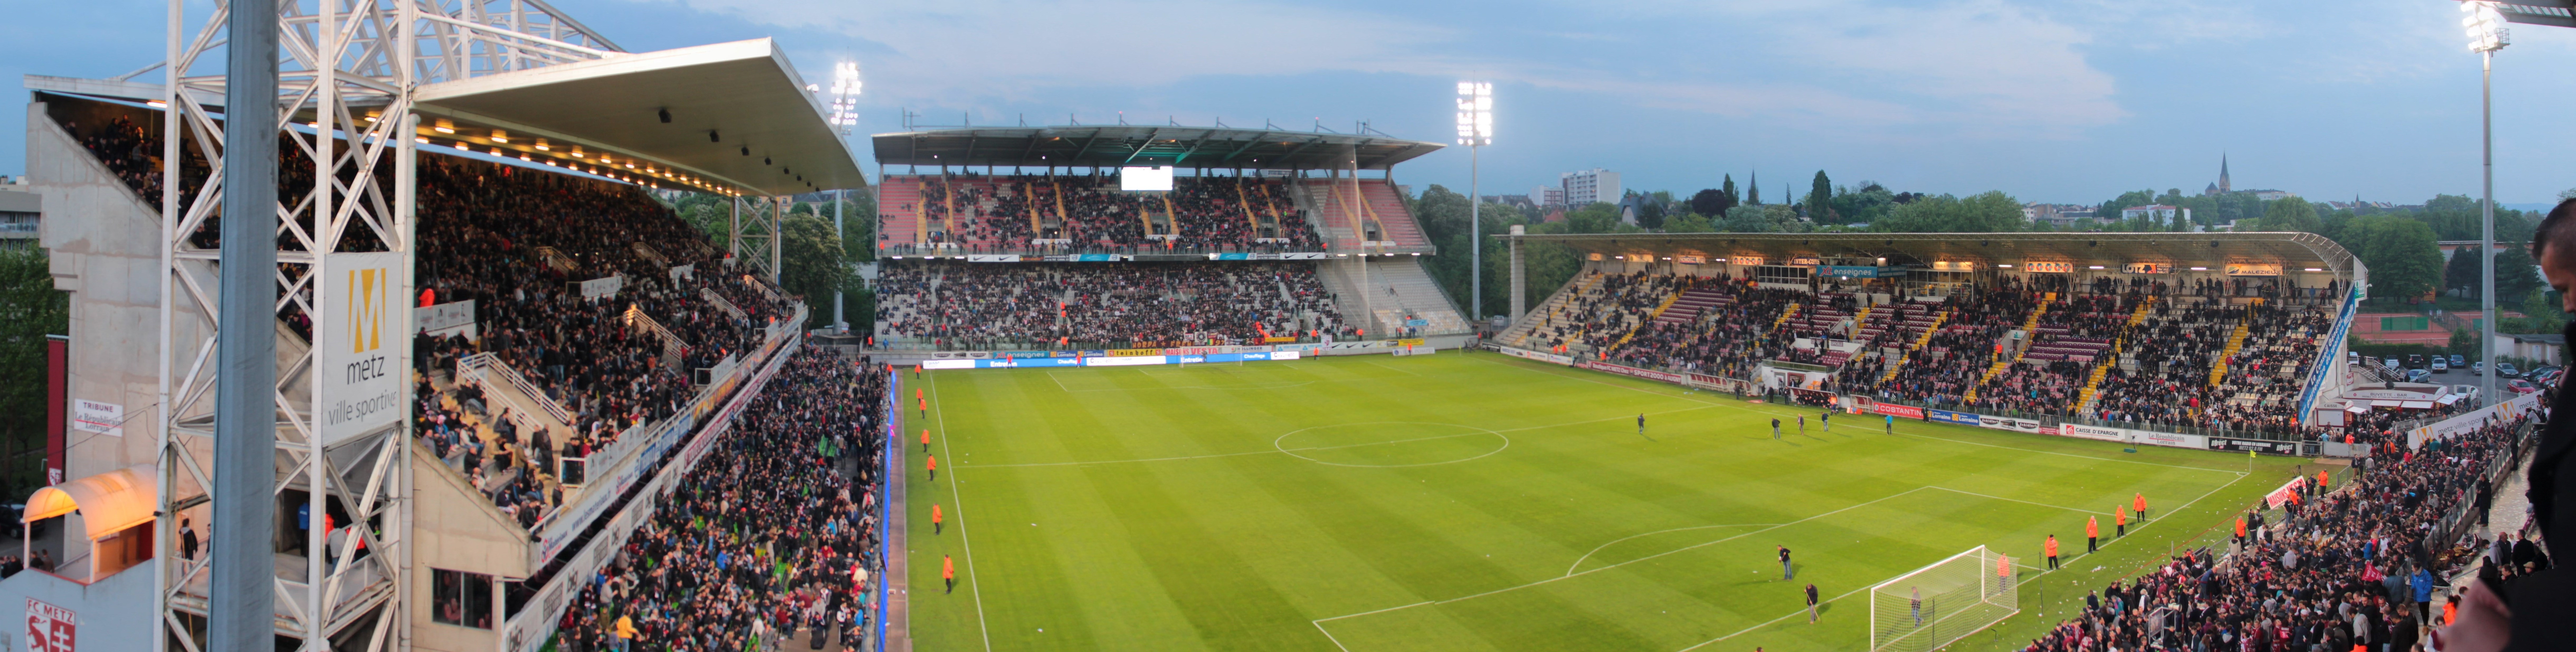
xmin=1720 ymin=175 xmax=1740 ymax=210
xmin=1872 ymin=190 xmax=2025 ymax=233
xmin=1806 ymin=171 xmax=1836 ymax=224
xmin=0 ymin=247 xmax=66 ymax=500
xmin=1663 ymin=212 xmax=1717 ymax=233
xmin=1830 ymin=182 xmax=1898 ymax=226
xmin=1565 ymin=202 xmax=1622 ymax=234
xmin=1689 ymin=187 xmax=1735 ymax=218
xmin=778 ymin=214 xmax=858 ymax=330
xmin=2342 ymin=214 xmax=2444 ymax=305
xmin=2261 ymin=196 xmax=2321 ymax=233
xmin=2518 ymin=287 xmax=2568 ymax=334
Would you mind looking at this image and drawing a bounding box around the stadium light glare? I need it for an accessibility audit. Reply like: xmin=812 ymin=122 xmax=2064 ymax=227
xmin=490 ymin=130 xmax=508 ymax=143
xmin=2465 ymin=1 xmax=2508 ymax=52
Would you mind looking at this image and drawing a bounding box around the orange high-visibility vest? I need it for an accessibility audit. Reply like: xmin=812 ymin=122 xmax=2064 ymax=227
xmin=2086 ymin=517 xmax=2099 ymax=538
xmin=932 ymin=505 xmax=943 ymax=524
xmin=2116 ymin=510 xmax=2127 ymax=526
xmin=2236 ymin=518 xmax=2247 ymax=537
xmin=922 ymin=429 xmax=930 ymax=446
xmin=927 ymin=456 xmax=937 ymax=472
xmin=2045 ymin=537 xmax=2059 ymax=557
xmin=2134 ymin=494 xmax=2146 ymax=513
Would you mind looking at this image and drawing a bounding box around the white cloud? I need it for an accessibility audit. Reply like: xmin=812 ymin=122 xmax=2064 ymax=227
xmin=650 ymin=0 xmax=2128 ymax=138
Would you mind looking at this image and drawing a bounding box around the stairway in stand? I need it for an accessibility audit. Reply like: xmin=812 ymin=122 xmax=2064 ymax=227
xmin=2075 ymin=299 xmax=2156 ymax=413
xmin=2209 ymin=317 xmax=2253 ymax=387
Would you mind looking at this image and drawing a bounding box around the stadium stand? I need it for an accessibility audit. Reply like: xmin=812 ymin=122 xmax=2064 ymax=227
xmin=57 ymin=100 xmax=800 ymax=531
xmin=2015 ymin=405 xmax=2537 ymax=652
xmin=552 ymin=348 xmax=889 ymax=652
xmin=874 ymin=260 xmax=1354 ymax=349
xmin=876 ymin=174 xmax=1324 ymax=254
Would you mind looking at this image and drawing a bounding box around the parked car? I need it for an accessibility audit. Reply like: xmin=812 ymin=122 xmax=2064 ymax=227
xmin=2530 ymin=365 xmax=2560 ymax=381
xmin=2408 ymin=368 xmax=2435 ymax=383
xmin=2473 ymin=361 xmax=2485 ymax=376
xmin=2432 ymin=359 xmax=2450 ymax=372
xmin=2508 ymin=378 xmax=2539 ymax=394
xmin=2499 ymin=362 xmax=2521 ymax=378
xmin=2408 ymin=354 xmax=2429 ymax=370
xmin=2453 ymin=384 xmax=2482 ymax=402
xmin=2535 ymin=368 xmax=2564 ymax=387
xmin=2452 ymin=354 xmax=2467 ymax=366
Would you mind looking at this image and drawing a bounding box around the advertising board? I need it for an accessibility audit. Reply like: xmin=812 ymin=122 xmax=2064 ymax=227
xmin=2061 ymin=423 xmax=2126 ymax=442
xmin=1925 ymin=408 xmax=1981 ymax=426
xmin=317 ymin=251 xmax=406 ymax=444
xmin=1978 ymin=415 xmax=2042 ymax=433
xmin=1865 ymin=402 xmax=1925 ymax=419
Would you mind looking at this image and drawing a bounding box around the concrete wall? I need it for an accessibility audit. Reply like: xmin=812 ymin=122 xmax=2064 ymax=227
xmin=25 ymin=100 xmax=208 ymax=573
xmin=0 ymin=558 xmax=158 ymax=651
xmin=408 ymin=440 xmax=526 ymax=651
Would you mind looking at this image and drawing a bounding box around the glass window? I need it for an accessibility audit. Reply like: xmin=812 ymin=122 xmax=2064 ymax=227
xmin=431 ymin=568 xmax=494 ymax=629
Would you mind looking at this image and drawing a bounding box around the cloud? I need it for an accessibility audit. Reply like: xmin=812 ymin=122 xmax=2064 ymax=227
xmin=645 ymin=0 xmax=2127 ymax=139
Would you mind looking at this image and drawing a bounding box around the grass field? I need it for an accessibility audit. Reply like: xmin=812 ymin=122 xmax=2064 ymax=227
xmin=904 ymin=351 xmax=2318 ymax=651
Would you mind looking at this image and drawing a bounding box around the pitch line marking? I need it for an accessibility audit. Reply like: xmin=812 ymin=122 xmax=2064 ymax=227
xmin=1563 ymin=524 xmax=1783 ymax=577
xmin=927 ymin=376 xmax=995 ymax=652
xmin=1468 ymin=352 xmax=2250 ymax=476
xmin=1042 ymin=369 xmax=1315 ymax=393
xmin=970 ymin=405 xmax=1717 ymax=468
xmin=1362 ymin=359 xmax=1421 ymax=376
xmin=1314 ymin=487 xmax=1931 ymax=625
xmin=1273 ymin=423 xmax=1511 ymax=468
xmin=1679 ymin=471 xmax=2256 ymax=649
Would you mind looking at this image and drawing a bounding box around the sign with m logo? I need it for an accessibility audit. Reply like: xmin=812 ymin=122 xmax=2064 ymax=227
xmin=319 ymin=252 xmax=405 ymax=444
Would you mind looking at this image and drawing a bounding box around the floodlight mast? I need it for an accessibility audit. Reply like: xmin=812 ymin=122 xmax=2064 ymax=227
xmin=1458 ymin=81 xmax=1493 ymax=327
xmin=2466 ymin=1 xmax=2506 ymax=408
xmin=830 ymin=61 xmax=863 ymax=331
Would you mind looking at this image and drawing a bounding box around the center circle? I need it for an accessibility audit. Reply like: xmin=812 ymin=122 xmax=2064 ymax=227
xmin=1273 ymin=422 xmax=1510 ymax=468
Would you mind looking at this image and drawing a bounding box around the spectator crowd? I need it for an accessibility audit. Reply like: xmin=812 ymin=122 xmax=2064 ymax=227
xmin=875 ymin=260 xmax=1350 ymax=349
xmin=891 ymin=174 xmax=1323 ymax=253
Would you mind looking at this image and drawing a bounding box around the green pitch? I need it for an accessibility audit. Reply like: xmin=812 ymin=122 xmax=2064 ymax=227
xmin=906 ymin=351 xmax=2315 ymax=651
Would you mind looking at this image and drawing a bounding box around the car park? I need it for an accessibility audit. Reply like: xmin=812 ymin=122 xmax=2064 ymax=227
xmin=2508 ymin=378 xmax=2539 ymax=394
xmin=2432 ymin=359 xmax=2449 ymax=372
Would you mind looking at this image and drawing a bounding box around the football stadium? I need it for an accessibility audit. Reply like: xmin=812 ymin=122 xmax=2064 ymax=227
xmin=1 ymin=1 xmax=2562 ymax=652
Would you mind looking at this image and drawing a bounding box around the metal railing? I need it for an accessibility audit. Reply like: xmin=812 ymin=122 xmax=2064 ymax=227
xmin=456 ymin=352 xmax=577 ymax=426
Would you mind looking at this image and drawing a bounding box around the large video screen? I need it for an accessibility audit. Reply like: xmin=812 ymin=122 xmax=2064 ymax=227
xmin=1120 ymin=166 xmax=1174 ymax=192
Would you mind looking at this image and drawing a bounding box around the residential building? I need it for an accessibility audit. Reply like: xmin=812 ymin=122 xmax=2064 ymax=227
xmin=0 ymin=185 xmax=37 ymax=249
xmin=1560 ymin=168 xmax=1619 ymax=207
xmin=1531 ymin=185 xmax=1564 ymax=207
xmin=2119 ymin=204 xmax=2191 ymax=228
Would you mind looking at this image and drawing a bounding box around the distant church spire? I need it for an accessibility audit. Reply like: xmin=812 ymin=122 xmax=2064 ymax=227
xmin=2218 ymin=154 xmax=2231 ymax=193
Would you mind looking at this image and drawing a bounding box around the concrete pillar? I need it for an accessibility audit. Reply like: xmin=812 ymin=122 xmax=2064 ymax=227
xmin=1508 ymin=224 xmax=1527 ymax=322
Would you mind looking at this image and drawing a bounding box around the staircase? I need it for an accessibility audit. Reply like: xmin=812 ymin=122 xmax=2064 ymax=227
xmin=456 ymin=352 xmax=577 ymax=430
xmin=1499 ymin=273 xmax=1605 ymax=348
xmin=2073 ymin=354 xmax=2119 ymax=414
xmin=2208 ymin=318 xmax=2253 ymax=387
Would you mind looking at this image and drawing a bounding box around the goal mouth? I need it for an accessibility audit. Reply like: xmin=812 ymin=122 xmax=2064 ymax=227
xmin=1869 ymin=545 xmax=2019 ymax=652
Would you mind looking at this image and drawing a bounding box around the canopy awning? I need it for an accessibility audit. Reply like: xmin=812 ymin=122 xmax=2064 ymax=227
xmin=2401 ymin=401 xmax=2436 ymax=410
xmin=2372 ymin=400 xmax=2406 ymax=407
xmin=22 ymin=465 xmax=156 ymax=540
xmin=2437 ymin=394 xmax=2466 ymax=405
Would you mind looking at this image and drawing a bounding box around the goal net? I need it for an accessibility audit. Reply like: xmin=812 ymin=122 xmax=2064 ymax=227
xmin=1868 ymin=545 xmax=2018 ymax=652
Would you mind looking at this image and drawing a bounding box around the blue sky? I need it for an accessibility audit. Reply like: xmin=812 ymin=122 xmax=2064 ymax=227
xmin=9 ymin=0 xmax=2576 ymax=206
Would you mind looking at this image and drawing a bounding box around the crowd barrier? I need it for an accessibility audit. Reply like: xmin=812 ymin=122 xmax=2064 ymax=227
xmin=2408 ymin=391 xmax=2545 ymax=449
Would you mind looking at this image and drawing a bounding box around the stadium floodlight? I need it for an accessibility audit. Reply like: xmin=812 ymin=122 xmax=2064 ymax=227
xmin=2461 ymin=1 xmax=2505 ymax=407
xmin=827 ymin=59 xmax=863 ymax=330
xmin=1457 ymin=81 xmax=1493 ymax=325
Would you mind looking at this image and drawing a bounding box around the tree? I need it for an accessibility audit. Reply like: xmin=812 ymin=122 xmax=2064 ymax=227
xmin=2342 ymin=214 xmax=2444 ymax=304
xmin=1830 ymin=182 xmax=1897 ymax=226
xmin=1872 ymin=190 xmax=2025 ymax=233
xmin=2261 ymin=196 xmax=2320 ymax=234
xmin=1806 ymin=171 xmax=1836 ymax=224
xmin=1689 ymin=187 xmax=1735 ymax=218
xmin=1723 ymin=205 xmax=1774 ymax=233
xmin=1663 ymin=212 xmax=1717 ymax=233
xmin=2442 ymin=244 xmax=2541 ymax=301
xmin=1634 ymin=196 xmax=1668 ymax=230
xmin=2518 ymin=287 xmax=2568 ymax=334
xmin=0 ymin=247 xmax=66 ymax=501
xmin=1565 ymin=202 xmax=1622 ymax=234
xmin=778 ymin=214 xmax=858 ymax=330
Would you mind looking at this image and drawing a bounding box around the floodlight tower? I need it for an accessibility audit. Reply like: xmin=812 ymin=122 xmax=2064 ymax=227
xmin=2466 ymin=1 xmax=2506 ymax=407
xmin=1457 ymin=81 xmax=1493 ymax=326
xmin=829 ymin=61 xmax=864 ymax=331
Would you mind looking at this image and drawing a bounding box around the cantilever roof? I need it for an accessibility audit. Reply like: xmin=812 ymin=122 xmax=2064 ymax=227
xmin=2492 ymin=1 xmax=2576 ymax=28
xmin=1509 ymin=231 xmax=2360 ymax=274
xmin=413 ymin=38 xmax=864 ymax=196
xmin=872 ymin=126 xmax=1445 ymax=170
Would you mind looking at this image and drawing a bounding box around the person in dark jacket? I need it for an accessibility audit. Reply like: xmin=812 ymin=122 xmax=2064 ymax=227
xmin=2447 ymin=197 xmax=2576 ymax=651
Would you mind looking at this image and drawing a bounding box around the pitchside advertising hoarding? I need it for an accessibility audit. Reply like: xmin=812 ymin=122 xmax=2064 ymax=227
xmin=318 ymin=252 xmax=405 ymax=445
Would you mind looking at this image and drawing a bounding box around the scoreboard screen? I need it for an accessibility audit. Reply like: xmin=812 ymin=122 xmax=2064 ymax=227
xmin=1120 ymin=166 xmax=1174 ymax=191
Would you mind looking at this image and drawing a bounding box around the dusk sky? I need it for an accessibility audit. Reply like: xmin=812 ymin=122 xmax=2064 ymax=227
xmin=10 ymin=0 xmax=2576 ymax=207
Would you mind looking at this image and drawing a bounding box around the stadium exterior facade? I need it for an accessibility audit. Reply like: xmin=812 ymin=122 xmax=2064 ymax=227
xmin=17 ymin=1 xmax=856 ymax=650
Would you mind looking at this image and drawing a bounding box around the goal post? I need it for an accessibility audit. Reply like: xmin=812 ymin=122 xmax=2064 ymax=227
xmin=1868 ymin=545 xmax=2018 ymax=652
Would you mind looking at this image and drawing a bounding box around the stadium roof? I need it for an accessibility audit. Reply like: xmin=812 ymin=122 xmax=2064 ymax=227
xmin=870 ymin=126 xmax=1445 ymax=170
xmin=1508 ymin=231 xmax=2360 ymax=274
xmin=2490 ymin=1 xmax=2576 ymax=28
xmin=415 ymin=38 xmax=863 ymax=196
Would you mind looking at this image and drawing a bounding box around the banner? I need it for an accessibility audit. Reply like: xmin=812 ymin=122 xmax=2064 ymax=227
xmin=2134 ymin=431 xmax=2204 ymax=449
xmin=669 ymin=263 xmax=694 ymax=281
xmin=1108 ymin=348 xmax=1163 ymax=357
xmin=1575 ymin=361 xmax=1691 ymax=384
xmin=2060 ymin=423 xmax=2126 ymax=442
xmin=1864 ymin=402 xmax=1925 ymax=419
xmin=1925 ymin=409 xmax=1981 ymax=426
xmin=1498 ymin=347 xmax=1575 ymax=365
xmin=968 ymin=254 xmax=1025 ymax=262
xmin=2264 ymin=477 xmax=2306 ymax=509
xmin=1978 ymin=415 xmax=2043 ymax=433
xmin=577 ymin=274 xmax=625 ymax=299
xmin=2410 ymin=392 xmax=2544 ymax=448
xmin=317 ymin=251 xmax=406 ymax=445
xmin=415 ymin=299 xmax=476 ymax=334
xmin=2207 ymin=437 xmax=2296 ymax=454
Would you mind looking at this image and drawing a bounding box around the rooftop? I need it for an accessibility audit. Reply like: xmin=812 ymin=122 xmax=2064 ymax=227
xmin=1504 ymin=231 xmax=2359 ymax=273
xmin=870 ymin=126 xmax=1444 ymax=170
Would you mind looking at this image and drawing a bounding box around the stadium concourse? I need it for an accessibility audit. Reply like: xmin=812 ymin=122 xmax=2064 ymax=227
xmin=866 ymin=125 xmax=1475 ymax=352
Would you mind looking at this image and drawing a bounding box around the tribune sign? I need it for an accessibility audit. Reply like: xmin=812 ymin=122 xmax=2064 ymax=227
xmin=319 ymin=252 xmax=405 ymax=444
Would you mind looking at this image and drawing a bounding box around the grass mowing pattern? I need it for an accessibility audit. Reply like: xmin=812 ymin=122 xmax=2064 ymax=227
xmin=907 ymin=352 xmax=2312 ymax=651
